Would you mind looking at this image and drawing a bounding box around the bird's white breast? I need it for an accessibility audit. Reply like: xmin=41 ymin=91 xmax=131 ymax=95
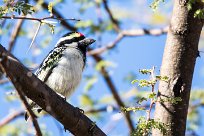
xmin=44 ymin=48 xmax=84 ymax=97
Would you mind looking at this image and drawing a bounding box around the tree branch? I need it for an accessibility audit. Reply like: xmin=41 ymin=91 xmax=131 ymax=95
xmin=0 ymin=79 xmax=9 ymax=84
xmin=91 ymin=54 xmax=134 ymax=132
xmin=102 ymin=0 xmax=120 ymax=32
xmin=8 ymin=19 xmax=24 ymax=52
xmin=0 ymin=110 xmax=24 ymax=128
xmin=0 ymin=44 xmax=106 ymax=136
xmin=16 ymin=88 xmax=42 ymax=136
xmin=1 ymin=16 xmax=79 ymax=23
xmin=85 ymin=106 xmax=118 ymax=114
xmin=88 ymin=27 xmax=168 ymax=55
xmin=34 ymin=0 xmax=77 ymax=31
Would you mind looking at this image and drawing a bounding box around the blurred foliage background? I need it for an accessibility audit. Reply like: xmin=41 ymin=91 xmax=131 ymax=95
xmin=0 ymin=0 xmax=204 ymax=136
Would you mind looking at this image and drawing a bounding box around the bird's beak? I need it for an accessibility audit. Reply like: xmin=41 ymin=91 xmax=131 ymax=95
xmin=79 ymin=38 xmax=96 ymax=47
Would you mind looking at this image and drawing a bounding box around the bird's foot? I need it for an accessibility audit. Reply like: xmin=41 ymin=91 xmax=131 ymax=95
xmin=24 ymin=111 xmax=37 ymax=121
xmin=37 ymin=108 xmax=42 ymax=113
xmin=76 ymin=107 xmax=84 ymax=114
xmin=64 ymin=126 xmax=68 ymax=132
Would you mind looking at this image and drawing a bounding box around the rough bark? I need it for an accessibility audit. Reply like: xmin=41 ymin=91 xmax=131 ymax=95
xmin=0 ymin=44 xmax=106 ymax=136
xmin=152 ymin=1 xmax=204 ymax=136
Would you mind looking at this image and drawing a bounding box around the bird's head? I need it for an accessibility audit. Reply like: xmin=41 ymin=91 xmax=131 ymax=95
xmin=56 ymin=32 xmax=95 ymax=50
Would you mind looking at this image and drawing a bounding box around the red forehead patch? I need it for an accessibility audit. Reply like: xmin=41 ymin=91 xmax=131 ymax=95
xmin=78 ymin=32 xmax=84 ymax=37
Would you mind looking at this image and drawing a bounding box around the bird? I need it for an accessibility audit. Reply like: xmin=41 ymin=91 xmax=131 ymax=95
xmin=25 ymin=32 xmax=95 ymax=120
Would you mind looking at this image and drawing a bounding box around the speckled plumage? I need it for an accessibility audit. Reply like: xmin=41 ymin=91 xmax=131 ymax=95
xmin=25 ymin=32 xmax=95 ymax=120
xmin=36 ymin=45 xmax=84 ymax=97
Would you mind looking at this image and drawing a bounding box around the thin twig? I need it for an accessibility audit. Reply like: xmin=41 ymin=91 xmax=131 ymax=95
xmin=0 ymin=19 xmax=7 ymax=41
xmin=102 ymin=0 xmax=120 ymax=32
xmin=88 ymin=27 xmax=169 ymax=55
xmin=2 ymin=14 xmax=78 ymax=53
xmin=146 ymin=101 xmax=155 ymax=121
xmin=0 ymin=79 xmax=10 ymax=84
xmin=88 ymin=33 xmax=123 ymax=55
xmin=188 ymin=102 xmax=204 ymax=113
xmin=8 ymin=19 xmax=24 ymax=52
xmin=91 ymin=54 xmax=134 ymax=132
xmin=85 ymin=106 xmax=118 ymax=114
xmin=1 ymin=15 xmax=80 ymax=23
xmin=0 ymin=110 xmax=24 ymax=128
xmin=34 ymin=0 xmax=77 ymax=31
xmin=122 ymin=27 xmax=168 ymax=36
xmin=94 ymin=0 xmax=103 ymax=24
xmin=16 ymin=88 xmax=42 ymax=136
xmin=27 ymin=22 xmax=41 ymax=53
xmin=146 ymin=66 xmax=156 ymax=121
xmin=1 ymin=16 xmax=42 ymax=22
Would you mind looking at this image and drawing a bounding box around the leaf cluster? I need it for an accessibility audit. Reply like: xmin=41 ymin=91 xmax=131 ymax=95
xmin=0 ymin=1 xmax=34 ymax=17
xmin=84 ymin=75 xmax=98 ymax=92
xmin=194 ymin=9 xmax=204 ymax=19
xmin=150 ymin=0 xmax=165 ymax=10
xmin=159 ymin=97 xmax=182 ymax=104
xmin=131 ymin=117 xmax=168 ymax=136
xmin=187 ymin=0 xmax=204 ymax=19
xmin=95 ymin=60 xmax=116 ymax=71
xmin=48 ymin=2 xmax=53 ymax=16
xmin=131 ymin=79 xmax=156 ymax=87
xmin=129 ymin=68 xmax=182 ymax=135
xmin=13 ymin=1 xmax=34 ymax=15
xmin=121 ymin=106 xmax=145 ymax=113
xmin=131 ymin=68 xmax=168 ymax=87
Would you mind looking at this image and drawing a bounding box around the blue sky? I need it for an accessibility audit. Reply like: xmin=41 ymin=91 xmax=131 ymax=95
xmin=0 ymin=0 xmax=204 ymax=135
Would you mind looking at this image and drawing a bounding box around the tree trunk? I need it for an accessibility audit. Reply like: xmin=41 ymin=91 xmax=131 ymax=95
xmin=152 ymin=1 xmax=204 ymax=136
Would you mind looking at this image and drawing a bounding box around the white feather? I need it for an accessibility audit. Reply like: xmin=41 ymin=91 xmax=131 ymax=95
xmin=37 ymin=48 xmax=84 ymax=98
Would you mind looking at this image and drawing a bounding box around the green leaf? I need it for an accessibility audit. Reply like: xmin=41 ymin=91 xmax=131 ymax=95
xmin=84 ymin=76 xmax=98 ymax=92
xmin=194 ymin=9 xmax=204 ymax=19
xmin=123 ymin=72 xmax=137 ymax=83
xmin=156 ymin=75 xmax=169 ymax=82
xmin=187 ymin=0 xmax=196 ymax=11
xmin=148 ymin=92 xmax=156 ymax=99
xmin=137 ymin=79 xmax=156 ymax=87
xmin=0 ymin=7 xmax=5 ymax=18
xmin=121 ymin=106 xmax=145 ymax=113
xmin=79 ymin=94 xmax=94 ymax=107
xmin=95 ymin=60 xmax=116 ymax=71
xmin=136 ymin=97 xmax=148 ymax=104
xmin=0 ymin=5 xmax=9 ymax=18
xmin=131 ymin=79 xmax=139 ymax=84
xmin=131 ymin=117 xmax=168 ymax=136
xmin=48 ymin=2 xmax=53 ymax=15
xmin=97 ymin=94 xmax=114 ymax=104
xmin=12 ymin=1 xmax=35 ymax=15
xmin=5 ymin=93 xmax=18 ymax=102
xmin=190 ymin=90 xmax=204 ymax=101
xmin=150 ymin=0 xmax=165 ymax=10
xmin=139 ymin=69 xmax=152 ymax=74
xmin=75 ymin=20 xmax=93 ymax=28
xmin=159 ymin=97 xmax=182 ymax=104
xmin=42 ymin=21 xmax=56 ymax=34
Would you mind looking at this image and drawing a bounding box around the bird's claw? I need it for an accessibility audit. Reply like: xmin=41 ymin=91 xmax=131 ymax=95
xmin=76 ymin=107 xmax=84 ymax=114
xmin=64 ymin=126 xmax=68 ymax=132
